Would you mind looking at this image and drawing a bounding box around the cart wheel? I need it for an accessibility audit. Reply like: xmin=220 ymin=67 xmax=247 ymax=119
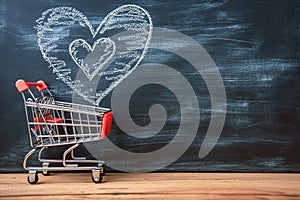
xmin=102 ymin=166 xmax=106 ymax=176
xmin=42 ymin=170 xmax=50 ymax=176
xmin=92 ymin=169 xmax=103 ymax=183
xmin=27 ymin=171 xmax=39 ymax=184
xmin=42 ymin=162 xmax=50 ymax=176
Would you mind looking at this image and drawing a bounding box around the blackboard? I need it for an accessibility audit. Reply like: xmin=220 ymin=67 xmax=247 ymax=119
xmin=0 ymin=0 xmax=299 ymax=172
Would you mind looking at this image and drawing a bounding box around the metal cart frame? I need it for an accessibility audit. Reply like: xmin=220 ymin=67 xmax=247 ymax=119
xmin=16 ymin=79 xmax=113 ymax=184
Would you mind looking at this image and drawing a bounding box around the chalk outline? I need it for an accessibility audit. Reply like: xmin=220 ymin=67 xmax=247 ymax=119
xmin=69 ymin=38 xmax=116 ymax=81
xmin=36 ymin=5 xmax=153 ymax=105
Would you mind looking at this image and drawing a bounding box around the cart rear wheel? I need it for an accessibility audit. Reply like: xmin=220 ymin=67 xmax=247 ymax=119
xmin=42 ymin=162 xmax=50 ymax=176
xmin=92 ymin=174 xmax=103 ymax=183
xmin=42 ymin=170 xmax=50 ymax=176
xmin=27 ymin=172 xmax=39 ymax=184
xmin=102 ymin=165 xmax=106 ymax=176
xmin=92 ymin=169 xmax=103 ymax=183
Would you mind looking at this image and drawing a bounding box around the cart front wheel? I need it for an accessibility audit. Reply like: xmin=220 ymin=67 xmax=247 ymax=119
xmin=27 ymin=171 xmax=39 ymax=184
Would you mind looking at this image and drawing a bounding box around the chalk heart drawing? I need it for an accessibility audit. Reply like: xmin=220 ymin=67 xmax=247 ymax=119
xmin=36 ymin=5 xmax=152 ymax=104
xmin=69 ymin=38 xmax=116 ymax=81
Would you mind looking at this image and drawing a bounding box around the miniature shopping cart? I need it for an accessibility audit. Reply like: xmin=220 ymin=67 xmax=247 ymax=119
xmin=16 ymin=79 xmax=113 ymax=184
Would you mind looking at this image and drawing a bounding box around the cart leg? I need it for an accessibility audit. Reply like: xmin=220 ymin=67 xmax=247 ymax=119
xmin=38 ymin=146 xmax=47 ymax=162
xmin=27 ymin=170 xmax=39 ymax=184
xmin=63 ymin=144 xmax=79 ymax=167
xmin=42 ymin=162 xmax=50 ymax=176
xmin=71 ymin=149 xmax=86 ymax=160
xmin=23 ymin=148 xmax=37 ymax=171
xmin=91 ymin=168 xmax=103 ymax=183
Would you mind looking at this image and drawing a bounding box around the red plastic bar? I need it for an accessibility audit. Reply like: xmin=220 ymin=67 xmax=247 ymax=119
xmin=101 ymin=111 xmax=113 ymax=139
xmin=15 ymin=79 xmax=48 ymax=92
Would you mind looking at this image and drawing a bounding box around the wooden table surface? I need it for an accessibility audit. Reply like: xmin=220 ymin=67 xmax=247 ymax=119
xmin=0 ymin=173 xmax=299 ymax=199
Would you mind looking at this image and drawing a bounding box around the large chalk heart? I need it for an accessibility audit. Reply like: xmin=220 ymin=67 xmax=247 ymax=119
xmin=36 ymin=5 xmax=152 ymax=105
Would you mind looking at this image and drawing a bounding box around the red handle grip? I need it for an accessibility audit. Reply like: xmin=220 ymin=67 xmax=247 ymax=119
xmin=15 ymin=79 xmax=48 ymax=92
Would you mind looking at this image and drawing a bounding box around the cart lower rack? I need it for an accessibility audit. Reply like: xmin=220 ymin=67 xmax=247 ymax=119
xmin=16 ymin=79 xmax=113 ymax=184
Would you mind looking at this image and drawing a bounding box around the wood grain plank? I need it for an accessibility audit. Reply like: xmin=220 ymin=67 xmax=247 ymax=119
xmin=0 ymin=173 xmax=299 ymax=199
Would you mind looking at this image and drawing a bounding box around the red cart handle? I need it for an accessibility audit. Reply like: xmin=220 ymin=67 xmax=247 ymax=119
xmin=15 ymin=79 xmax=48 ymax=92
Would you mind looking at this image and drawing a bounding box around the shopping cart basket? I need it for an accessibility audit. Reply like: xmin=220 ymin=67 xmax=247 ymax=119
xmin=16 ymin=79 xmax=113 ymax=184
